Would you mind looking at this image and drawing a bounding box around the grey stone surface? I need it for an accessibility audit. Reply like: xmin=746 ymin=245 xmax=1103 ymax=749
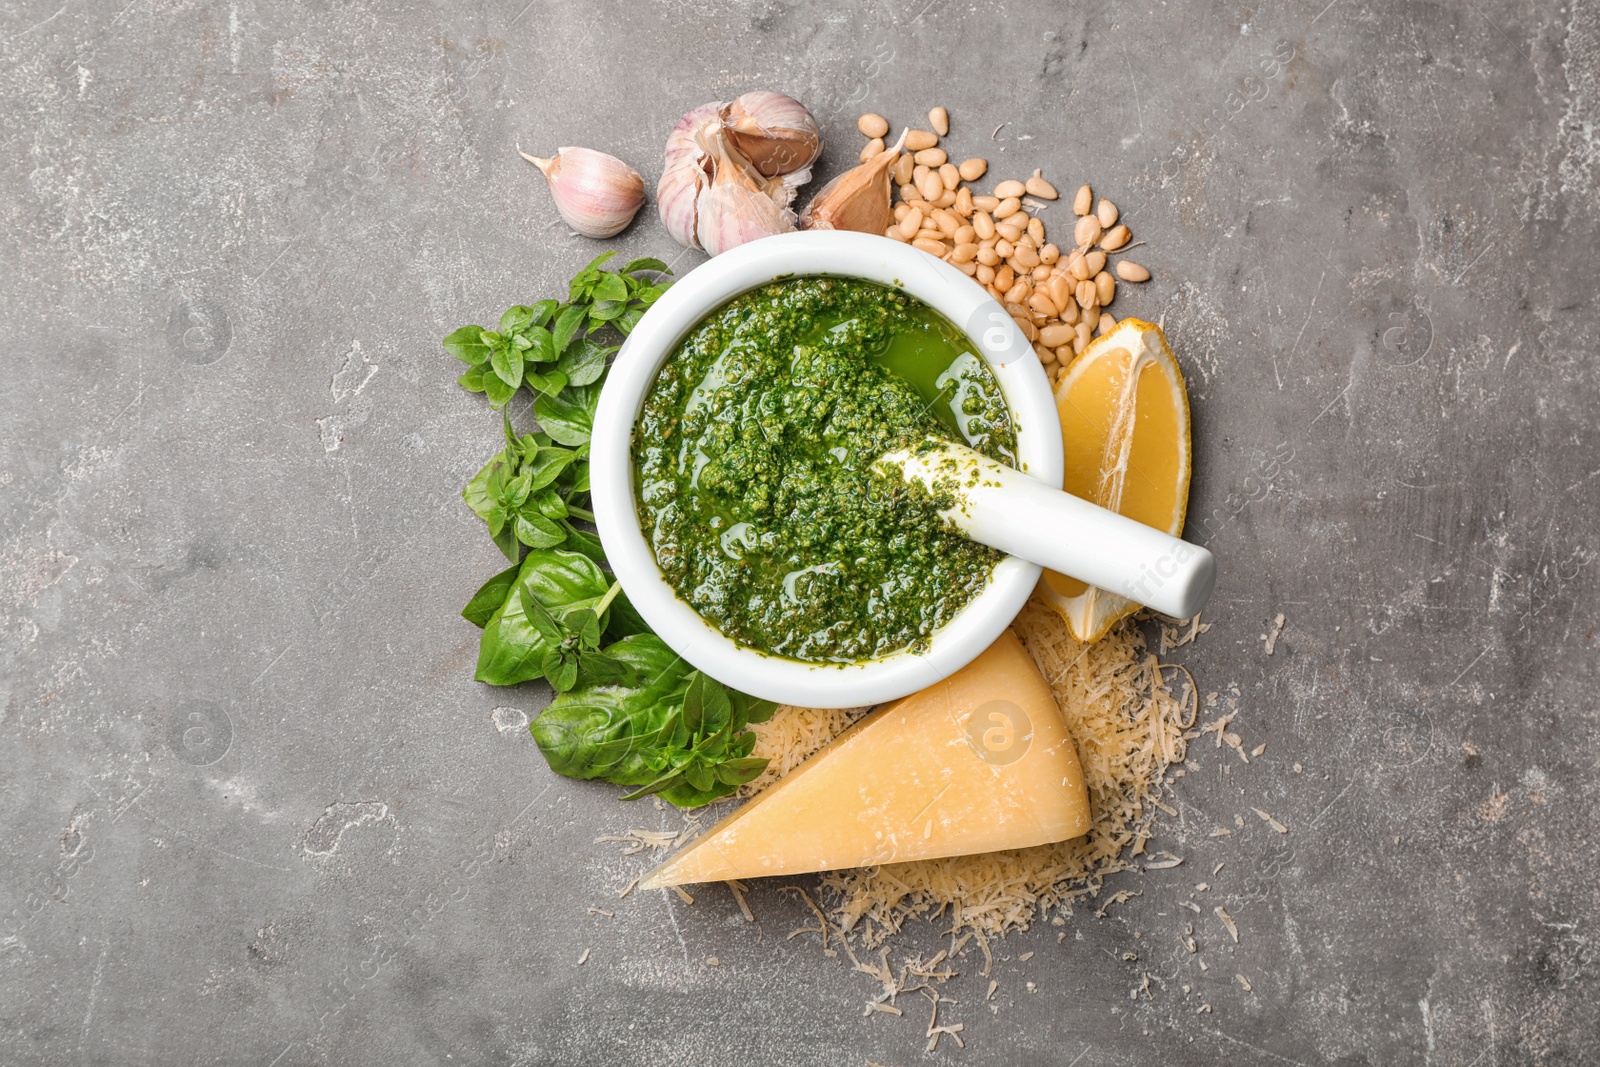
xmin=2 ymin=0 xmax=1597 ymax=1063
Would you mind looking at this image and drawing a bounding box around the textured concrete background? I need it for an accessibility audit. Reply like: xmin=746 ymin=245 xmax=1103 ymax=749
xmin=3 ymin=0 xmax=1598 ymax=1063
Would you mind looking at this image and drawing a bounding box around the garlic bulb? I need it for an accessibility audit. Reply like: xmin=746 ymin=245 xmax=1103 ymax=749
xmin=658 ymin=92 xmax=819 ymax=255
xmin=800 ymin=131 xmax=906 ymax=234
xmin=694 ymin=124 xmax=796 ymax=257
xmin=720 ymin=90 xmax=822 ymax=179
xmin=520 ymin=146 xmax=644 ymax=239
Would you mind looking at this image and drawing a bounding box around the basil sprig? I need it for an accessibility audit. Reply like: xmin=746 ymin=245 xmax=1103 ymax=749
xmin=443 ymin=252 xmax=776 ymax=807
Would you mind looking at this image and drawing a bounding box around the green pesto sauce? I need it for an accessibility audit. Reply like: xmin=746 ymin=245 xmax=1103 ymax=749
xmin=634 ymin=276 xmax=1017 ymax=664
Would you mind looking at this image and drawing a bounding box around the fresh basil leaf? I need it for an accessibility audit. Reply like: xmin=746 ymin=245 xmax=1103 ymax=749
xmin=443 ymin=325 xmax=491 ymax=364
xmin=458 ymin=366 xmax=489 ymax=392
xmin=616 ymin=309 xmax=645 ymax=335
xmin=529 ymin=488 xmax=567 ymax=519
xmin=592 ymin=272 xmax=629 ymax=304
xmin=522 ymin=326 xmax=557 ymax=364
xmin=549 ymin=657 xmax=580 ymax=693
xmin=531 ymin=634 xmax=692 ymax=780
xmin=500 ymin=305 xmax=535 ymax=334
xmin=511 ymin=332 xmax=533 ymax=352
xmin=514 ymin=511 xmax=567 ymax=548
xmin=604 ymin=586 xmax=651 ymax=639
xmin=461 ymin=562 xmax=520 ymax=628
xmin=714 ymin=757 xmax=769 ymax=786
xmin=551 ymin=303 xmax=586 ymax=355
xmin=528 ymin=299 xmax=559 ymax=327
xmin=522 ymin=447 xmax=576 ymax=491
xmin=682 ymin=760 xmax=715 ymax=793
xmin=490 ymin=344 xmax=523 ymax=389
xmin=475 ymin=549 xmax=612 ymax=686
xmin=588 ymin=299 xmax=627 ymax=323
xmin=463 ymin=452 xmax=506 ymax=522
xmin=621 ymin=257 xmax=670 ymax=276
xmin=561 ymin=523 xmax=606 ymax=564
xmin=657 ymin=779 xmax=738 ymax=807
xmin=524 ymin=368 xmax=569 ymax=397
xmin=491 ymin=520 xmax=521 ymax=562
xmin=556 ymin=337 xmax=609 ymax=387
xmin=680 ymin=671 xmax=708 ymax=734
xmin=730 ymin=690 xmax=779 ymax=725
xmin=533 ymin=383 xmax=599 ymax=446
xmin=699 ymin=675 xmax=733 ymax=735
xmin=482 ymin=372 xmax=516 ymax=407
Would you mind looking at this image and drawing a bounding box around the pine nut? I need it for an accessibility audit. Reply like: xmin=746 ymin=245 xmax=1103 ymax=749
xmin=858 ymin=113 xmax=889 ymax=138
xmin=1075 ymin=321 xmax=1092 ymax=349
xmin=1075 ymin=279 xmax=1096 ymax=309
xmin=1066 ymin=251 xmax=1090 ymax=281
xmin=954 ymin=186 xmax=974 ymax=216
xmin=954 ymin=258 xmax=978 ymax=276
xmin=898 ymin=183 xmax=917 ymax=202
xmin=1116 ymin=260 xmax=1150 ymax=282
xmin=1100 ymin=223 xmax=1130 ymax=250
xmin=860 ymin=138 xmax=885 ymax=163
xmin=1073 ymin=184 xmax=1093 ymax=215
xmin=995 ymin=264 xmax=1015 ymax=292
xmin=972 ymin=211 xmax=996 ymax=240
xmin=994 ymin=179 xmax=1027 ymax=199
xmin=1013 ymin=243 xmax=1041 ymax=269
xmin=951 ymin=242 xmax=979 ymax=263
xmin=894 ymin=153 xmax=915 ymax=186
xmin=973 ymin=194 xmax=1001 ymax=212
xmin=995 ymin=221 xmax=1025 ymax=242
xmin=918 ymin=170 xmax=944 ymax=201
xmin=1082 ymin=303 xmax=1100 ymax=331
xmin=976 ymin=263 xmax=995 ymax=285
xmin=939 ymin=162 xmax=961 ymax=190
xmin=1005 ymin=279 xmax=1031 ymax=304
xmin=995 ymin=238 xmax=1015 ymax=259
xmin=913 ymin=236 xmax=947 ymax=257
xmin=933 ymin=189 xmax=957 ymax=208
xmin=1055 ymin=344 xmax=1075 ymax=363
xmin=1058 ymin=297 xmax=1079 ymax=325
xmin=893 ymin=202 xmax=910 ymax=221
xmin=1096 ymin=198 xmax=1119 ymax=228
xmin=1040 ymin=323 xmax=1075 ymax=348
xmin=954 ymin=224 xmax=976 ymax=244
xmin=994 ymin=196 xmax=1022 ymax=219
xmin=932 ymin=209 xmax=960 ymax=237
xmin=1046 ymin=273 xmax=1074 ymax=309
xmin=1036 ymin=343 xmax=1057 ymax=365
xmin=977 ymin=244 xmax=1000 ymax=266
xmin=1040 ymin=243 xmax=1061 ymax=264
xmin=1028 ymin=291 xmax=1058 ymax=318
xmin=1097 ymin=311 xmax=1117 ymax=333
xmin=884 ymin=225 xmax=907 ymax=242
xmin=1032 ymin=265 xmax=1053 ymax=282
xmin=914 ymin=147 xmax=947 ymax=167
xmin=916 ymin=226 xmax=943 ymax=243
xmin=905 ymin=129 xmax=939 ymax=151
xmin=1025 ymin=170 xmax=1059 ymax=199
xmin=929 ymin=106 xmax=950 ymax=136
xmin=1095 ymin=270 xmax=1115 ymax=304
xmin=1027 ymin=217 xmax=1046 ymax=244
xmin=1013 ymin=316 xmax=1039 ymax=343
xmin=958 ymin=157 xmax=988 ymax=181
xmin=898 ymin=208 xmax=923 ymax=238
xmin=1084 ymin=250 xmax=1106 ymax=276
xmin=1074 ymin=215 xmax=1103 ymax=248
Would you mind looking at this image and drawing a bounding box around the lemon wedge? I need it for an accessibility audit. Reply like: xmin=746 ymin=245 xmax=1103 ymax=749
xmin=1037 ymin=318 xmax=1193 ymax=642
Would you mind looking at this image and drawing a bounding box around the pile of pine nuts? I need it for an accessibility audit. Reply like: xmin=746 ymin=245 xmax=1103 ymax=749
xmin=857 ymin=108 xmax=1151 ymax=381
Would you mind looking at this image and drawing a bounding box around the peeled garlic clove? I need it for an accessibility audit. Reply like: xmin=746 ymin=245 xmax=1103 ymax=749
xmin=695 ymin=126 xmax=795 ymax=256
xmin=799 ymin=131 xmax=906 ymax=234
xmin=720 ymin=90 xmax=822 ymax=178
xmin=521 ymin=146 xmax=644 ymax=239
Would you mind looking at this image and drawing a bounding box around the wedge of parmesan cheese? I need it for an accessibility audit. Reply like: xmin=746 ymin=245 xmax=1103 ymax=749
xmin=639 ymin=632 xmax=1090 ymax=889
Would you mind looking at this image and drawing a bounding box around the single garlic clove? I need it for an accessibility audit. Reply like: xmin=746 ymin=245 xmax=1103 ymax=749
xmin=694 ymin=125 xmax=795 ymax=256
xmin=720 ymin=90 xmax=823 ymax=178
xmin=521 ymin=146 xmax=645 ymax=239
xmin=799 ymin=131 xmax=907 ymax=235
